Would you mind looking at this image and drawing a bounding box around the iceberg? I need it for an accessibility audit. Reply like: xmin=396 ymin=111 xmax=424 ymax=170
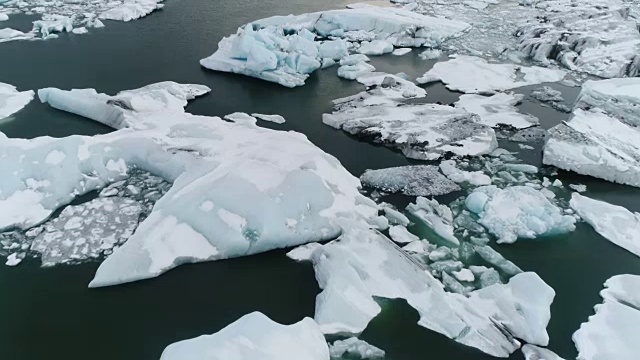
xmin=465 ymin=186 xmax=576 ymax=244
xmin=417 ymin=56 xmax=566 ymax=94
xmin=516 ymin=0 xmax=640 ymax=78
xmin=455 ymin=93 xmax=539 ymax=129
xmin=0 ymin=81 xmax=377 ymax=285
xmin=573 ymin=274 xmax=640 ymax=360
xmin=329 ymin=337 xmax=385 ymax=359
xmin=360 ymin=165 xmax=461 ymax=196
xmin=99 ymin=0 xmax=164 ymax=22
xmin=392 ymin=48 xmax=412 ymax=56
xmin=570 ymin=193 xmax=640 ymax=258
xmin=32 ymin=15 xmax=73 ymax=37
xmin=0 ymin=82 xmax=34 ymax=122
xmin=200 ymin=5 xmax=470 ymax=87
xmin=289 ymin=222 xmax=555 ymax=357
xmin=530 ymin=86 xmax=570 ymax=113
xmin=160 ymin=312 xmax=329 ymax=360
xmin=522 ymin=344 xmax=565 ymax=360
xmin=0 ymin=28 xmax=36 ymax=43
xmin=543 ymin=78 xmax=640 ymax=187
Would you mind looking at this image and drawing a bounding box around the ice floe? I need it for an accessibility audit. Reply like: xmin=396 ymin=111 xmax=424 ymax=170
xmin=251 ymin=113 xmax=286 ymax=124
xmin=200 ymin=4 xmax=470 ymax=87
xmin=522 ymin=344 xmax=565 ymax=360
xmin=530 ymin=86 xmax=570 ymax=113
xmin=407 ymin=197 xmax=459 ymax=246
xmin=439 ymin=159 xmax=491 ymax=186
xmin=417 ymin=55 xmax=566 ymax=94
xmin=465 ymin=185 xmax=576 ymax=244
xmin=0 ymin=81 xmax=378 ymax=286
xmin=324 ymin=83 xmax=497 ymax=159
xmin=289 ymin=222 xmax=555 ymax=357
xmin=329 ymin=337 xmax=385 ymax=359
xmin=360 ymin=165 xmax=461 ymax=196
xmin=455 ymin=92 xmax=539 ymax=129
xmin=543 ymin=78 xmax=640 ymax=187
xmin=0 ymin=82 xmax=34 ymax=122
xmin=570 ymin=193 xmax=640 ymax=258
xmin=573 ymin=274 xmax=640 ymax=360
xmin=160 ymin=312 xmax=329 ymax=360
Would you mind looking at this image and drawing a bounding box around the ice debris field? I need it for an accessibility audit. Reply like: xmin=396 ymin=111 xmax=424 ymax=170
xmin=2 ymin=0 xmax=640 ymax=359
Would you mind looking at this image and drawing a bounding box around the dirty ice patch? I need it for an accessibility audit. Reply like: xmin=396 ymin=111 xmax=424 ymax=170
xmin=360 ymin=165 xmax=460 ymax=196
xmin=417 ymin=56 xmax=566 ymax=94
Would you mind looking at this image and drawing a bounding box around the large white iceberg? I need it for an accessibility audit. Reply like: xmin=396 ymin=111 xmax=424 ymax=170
xmin=324 ymin=74 xmax=497 ymax=160
xmin=543 ymin=78 xmax=640 ymax=187
xmin=200 ymin=4 xmax=470 ymax=87
xmin=0 ymin=81 xmax=377 ymax=286
xmin=417 ymin=55 xmax=566 ymax=94
xmin=464 ymin=185 xmax=576 ymax=244
xmin=288 ymin=222 xmax=555 ymax=357
xmin=573 ymin=274 xmax=640 ymax=360
xmin=570 ymin=193 xmax=640 ymax=258
xmin=160 ymin=312 xmax=329 ymax=360
xmin=0 ymin=82 xmax=34 ymax=122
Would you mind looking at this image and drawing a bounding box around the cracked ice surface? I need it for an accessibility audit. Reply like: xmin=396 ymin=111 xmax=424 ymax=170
xmin=417 ymin=55 xmax=566 ymax=94
xmin=573 ymin=274 xmax=640 ymax=360
xmin=324 ymin=73 xmax=497 ymax=160
xmin=288 ymin=222 xmax=555 ymax=358
xmin=199 ymin=4 xmax=470 ymax=87
xmin=160 ymin=312 xmax=330 ymax=360
xmin=0 ymin=82 xmax=34 ymax=122
xmin=0 ymin=81 xmax=378 ymax=286
xmin=570 ymin=193 xmax=640 ymax=258
xmin=360 ymin=165 xmax=461 ymax=196
xmin=0 ymin=0 xmax=163 ymax=41
xmin=543 ymin=78 xmax=640 ymax=187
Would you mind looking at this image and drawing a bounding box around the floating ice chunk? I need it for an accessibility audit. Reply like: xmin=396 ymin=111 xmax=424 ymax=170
xmin=293 ymin=223 xmax=554 ymax=357
xmin=2 ymin=81 xmax=377 ymax=286
xmin=5 ymin=252 xmax=23 ymax=266
xmin=389 ymin=225 xmax=419 ymax=244
xmin=474 ymin=245 xmax=522 ymax=276
xmin=224 ymin=112 xmax=257 ymax=126
xmin=340 ymin=54 xmax=370 ymax=66
xmin=419 ymin=49 xmax=441 ymax=60
xmin=543 ymin=78 xmax=640 ymax=187
xmin=440 ymin=160 xmax=491 ymax=186
xmin=466 ymin=186 xmax=576 ymax=244
xmin=324 ymin=102 xmax=497 ymax=160
xmin=0 ymin=82 xmax=34 ymax=122
xmin=360 ymin=165 xmax=460 ymax=196
xmin=250 ymin=113 xmax=285 ymax=124
xmin=0 ymin=14 xmax=7 ymax=22
xmin=569 ymin=184 xmax=586 ymax=193
xmin=357 ymin=40 xmax=393 ymax=55
xmin=160 ymin=312 xmax=329 ymax=360
xmin=417 ymin=56 xmax=565 ymax=94
xmin=522 ymin=344 xmax=565 ymax=360
xmin=503 ymin=164 xmax=538 ymax=174
xmin=329 ymin=337 xmax=385 ymax=359
xmin=510 ymin=126 xmax=547 ymax=142
xmin=71 ymin=27 xmax=88 ymax=35
xmin=453 ymin=268 xmax=475 ymax=282
xmin=530 ymin=86 xmax=570 ymax=113
xmin=455 ymin=93 xmax=539 ymax=129
xmin=407 ymin=197 xmax=459 ymax=246
xmin=99 ymin=0 xmax=164 ymax=22
xmin=573 ymin=274 xmax=640 ymax=360
xmin=0 ymin=28 xmax=36 ymax=43
xmin=200 ymin=5 xmax=469 ymax=87
xmin=392 ymin=47 xmax=411 ymax=56
xmin=382 ymin=206 xmax=409 ymax=226
xmin=33 ymin=14 xmax=73 ymax=37
xmin=570 ymin=193 xmax=640 ymax=258
xmin=337 ymin=62 xmax=376 ymax=80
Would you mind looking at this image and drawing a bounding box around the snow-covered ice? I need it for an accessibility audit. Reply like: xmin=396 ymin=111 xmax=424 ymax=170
xmin=200 ymin=5 xmax=470 ymax=87
xmin=573 ymin=274 xmax=640 ymax=360
xmin=522 ymin=344 xmax=565 ymax=360
xmin=392 ymin=47 xmax=411 ymax=56
xmin=407 ymin=197 xmax=459 ymax=246
xmin=160 ymin=312 xmax=329 ymax=360
xmin=388 ymin=225 xmax=419 ymax=244
xmin=0 ymin=81 xmax=378 ymax=285
xmin=360 ymin=165 xmax=460 ymax=196
xmin=0 ymin=82 xmax=34 ymax=122
xmin=439 ymin=160 xmax=491 ymax=186
xmin=570 ymin=193 xmax=640 ymax=258
xmin=417 ymin=56 xmax=566 ymax=94
xmin=455 ymin=92 xmax=539 ymax=129
xmin=289 ymin=222 xmax=555 ymax=357
xmin=329 ymin=337 xmax=385 ymax=359
xmin=465 ymin=186 xmax=576 ymax=244
xmin=543 ymin=78 xmax=640 ymax=187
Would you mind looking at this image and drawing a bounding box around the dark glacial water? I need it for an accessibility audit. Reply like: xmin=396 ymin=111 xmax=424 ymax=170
xmin=1 ymin=0 xmax=639 ymax=359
